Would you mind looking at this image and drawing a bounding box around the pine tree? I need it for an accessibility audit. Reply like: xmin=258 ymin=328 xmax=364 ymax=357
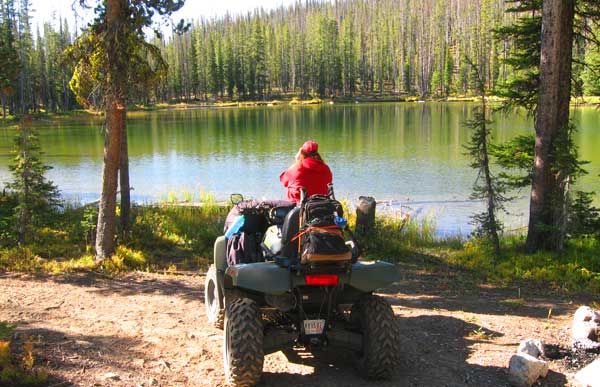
xmin=16 ymin=0 xmax=33 ymax=114
xmin=341 ymin=14 xmax=357 ymax=96
xmin=494 ymin=0 xmax=541 ymax=114
xmin=0 ymin=0 xmax=20 ymax=118
xmin=5 ymin=116 xmax=60 ymax=245
xmin=464 ymin=57 xmax=503 ymax=254
xmin=582 ymin=24 xmax=600 ymax=95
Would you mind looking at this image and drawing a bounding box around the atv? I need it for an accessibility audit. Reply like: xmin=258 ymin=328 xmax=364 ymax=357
xmin=204 ymin=189 xmax=400 ymax=387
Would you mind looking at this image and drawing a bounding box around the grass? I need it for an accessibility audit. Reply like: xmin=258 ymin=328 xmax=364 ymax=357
xmin=352 ymin=207 xmax=600 ymax=294
xmin=468 ymin=327 xmax=495 ymax=341
xmin=498 ymin=298 xmax=525 ymax=307
xmin=0 ymin=192 xmax=227 ymax=275
xmin=1 ymin=192 xmax=600 ymax=295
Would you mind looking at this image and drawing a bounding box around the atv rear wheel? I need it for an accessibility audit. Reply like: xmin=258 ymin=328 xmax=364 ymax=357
xmin=224 ymin=298 xmax=264 ymax=387
xmin=205 ymin=265 xmax=224 ymax=329
xmin=352 ymin=294 xmax=398 ymax=379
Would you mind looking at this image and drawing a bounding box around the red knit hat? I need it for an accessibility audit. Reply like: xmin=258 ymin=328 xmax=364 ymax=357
xmin=301 ymin=140 xmax=318 ymax=153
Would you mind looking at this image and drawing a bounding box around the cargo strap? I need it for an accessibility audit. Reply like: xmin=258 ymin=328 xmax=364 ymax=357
xmin=290 ymin=225 xmax=343 ymax=242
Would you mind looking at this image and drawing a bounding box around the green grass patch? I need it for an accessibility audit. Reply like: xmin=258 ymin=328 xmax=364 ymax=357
xmin=0 ymin=190 xmax=226 ymax=274
xmin=2 ymin=190 xmax=600 ymax=295
xmin=498 ymin=298 xmax=525 ymax=307
xmin=445 ymin=236 xmax=600 ymax=293
xmin=357 ymin=212 xmax=600 ymax=294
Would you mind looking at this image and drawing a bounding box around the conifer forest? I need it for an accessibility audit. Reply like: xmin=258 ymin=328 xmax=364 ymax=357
xmin=1 ymin=0 xmax=600 ymax=115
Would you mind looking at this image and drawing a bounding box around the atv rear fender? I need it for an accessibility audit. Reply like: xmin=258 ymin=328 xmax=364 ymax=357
xmin=223 ymin=261 xmax=399 ymax=295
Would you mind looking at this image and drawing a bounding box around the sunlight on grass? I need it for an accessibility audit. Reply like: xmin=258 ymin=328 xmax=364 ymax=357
xmin=1 ymin=191 xmax=600 ymax=295
xmin=468 ymin=327 xmax=495 ymax=341
xmin=498 ymin=298 xmax=525 ymax=307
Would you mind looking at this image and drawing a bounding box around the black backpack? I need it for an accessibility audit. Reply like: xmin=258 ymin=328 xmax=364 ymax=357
xmin=299 ymin=195 xmax=351 ymax=264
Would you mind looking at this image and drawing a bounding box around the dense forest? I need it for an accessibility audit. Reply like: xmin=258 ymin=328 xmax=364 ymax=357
xmin=1 ymin=0 xmax=600 ymax=115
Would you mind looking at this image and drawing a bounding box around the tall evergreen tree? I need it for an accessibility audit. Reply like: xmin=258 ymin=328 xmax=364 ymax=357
xmin=0 ymin=0 xmax=20 ymax=117
xmin=464 ymin=57 xmax=503 ymax=254
xmin=6 ymin=116 xmax=59 ymax=245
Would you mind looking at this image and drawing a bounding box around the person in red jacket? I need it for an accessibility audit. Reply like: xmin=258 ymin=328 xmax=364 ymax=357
xmin=280 ymin=140 xmax=333 ymax=203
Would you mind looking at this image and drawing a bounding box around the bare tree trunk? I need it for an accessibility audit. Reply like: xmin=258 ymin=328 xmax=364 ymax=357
xmin=95 ymin=0 xmax=125 ymax=261
xmin=525 ymin=0 xmax=574 ymax=252
xmin=95 ymin=103 xmax=124 ymax=261
xmin=119 ymin=111 xmax=131 ymax=231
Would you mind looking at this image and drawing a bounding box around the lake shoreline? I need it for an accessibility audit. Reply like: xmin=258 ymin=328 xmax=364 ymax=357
xmin=2 ymin=94 xmax=600 ymax=128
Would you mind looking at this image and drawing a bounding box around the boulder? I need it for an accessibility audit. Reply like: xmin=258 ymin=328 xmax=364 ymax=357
xmin=517 ymin=339 xmax=544 ymax=358
xmin=508 ymin=353 xmax=549 ymax=387
xmin=574 ymin=359 xmax=600 ymax=387
xmin=572 ymin=306 xmax=600 ymax=351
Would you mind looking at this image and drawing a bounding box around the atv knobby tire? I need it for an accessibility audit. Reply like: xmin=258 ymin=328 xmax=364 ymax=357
xmin=224 ymin=298 xmax=264 ymax=387
xmin=205 ymin=265 xmax=224 ymax=329
xmin=353 ymin=294 xmax=399 ymax=379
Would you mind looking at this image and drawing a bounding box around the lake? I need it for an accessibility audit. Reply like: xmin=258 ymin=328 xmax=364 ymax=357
xmin=1 ymin=103 xmax=599 ymax=236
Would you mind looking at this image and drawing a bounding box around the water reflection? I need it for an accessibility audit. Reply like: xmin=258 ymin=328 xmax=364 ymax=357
xmin=0 ymin=103 xmax=598 ymax=235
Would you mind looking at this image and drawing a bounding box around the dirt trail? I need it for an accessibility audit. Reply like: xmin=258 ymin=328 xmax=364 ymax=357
xmin=0 ymin=269 xmax=583 ymax=386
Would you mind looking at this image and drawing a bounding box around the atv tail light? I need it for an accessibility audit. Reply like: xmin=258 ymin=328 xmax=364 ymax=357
xmin=304 ymin=274 xmax=339 ymax=286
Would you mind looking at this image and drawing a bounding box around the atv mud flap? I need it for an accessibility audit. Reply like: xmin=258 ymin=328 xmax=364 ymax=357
xmin=224 ymin=262 xmax=291 ymax=295
xmin=347 ymin=261 xmax=400 ymax=292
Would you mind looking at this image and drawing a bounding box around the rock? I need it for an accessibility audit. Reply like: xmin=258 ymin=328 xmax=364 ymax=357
xmin=508 ymin=353 xmax=549 ymax=387
xmin=574 ymin=359 xmax=600 ymax=387
xmin=148 ymin=377 xmax=158 ymax=386
xmin=572 ymin=306 xmax=600 ymax=351
xmin=102 ymin=372 xmax=120 ymax=381
xmin=517 ymin=339 xmax=544 ymax=358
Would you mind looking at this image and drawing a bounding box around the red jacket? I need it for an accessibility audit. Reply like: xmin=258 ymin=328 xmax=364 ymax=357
xmin=280 ymin=157 xmax=333 ymax=203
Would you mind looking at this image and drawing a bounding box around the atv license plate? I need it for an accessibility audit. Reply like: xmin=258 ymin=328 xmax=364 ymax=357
xmin=303 ymin=319 xmax=325 ymax=335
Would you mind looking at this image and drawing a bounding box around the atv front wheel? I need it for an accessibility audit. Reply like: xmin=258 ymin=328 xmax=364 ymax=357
xmin=223 ymin=298 xmax=264 ymax=387
xmin=353 ymin=294 xmax=399 ymax=379
xmin=205 ymin=265 xmax=224 ymax=329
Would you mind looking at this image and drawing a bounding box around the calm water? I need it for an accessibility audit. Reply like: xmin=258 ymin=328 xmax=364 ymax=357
xmin=1 ymin=103 xmax=599 ymax=235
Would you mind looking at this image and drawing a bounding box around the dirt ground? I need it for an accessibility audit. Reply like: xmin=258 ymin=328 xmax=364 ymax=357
xmin=0 ymin=266 xmax=592 ymax=387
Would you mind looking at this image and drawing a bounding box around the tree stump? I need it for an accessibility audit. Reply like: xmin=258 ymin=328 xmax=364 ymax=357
xmin=355 ymin=196 xmax=376 ymax=237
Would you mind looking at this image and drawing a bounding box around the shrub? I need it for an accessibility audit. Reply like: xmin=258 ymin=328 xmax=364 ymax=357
xmin=100 ymin=246 xmax=148 ymax=274
xmin=0 ymin=248 xmax=43 ymax=273
xmin=0 ymin=323 xmax=48 ymax=386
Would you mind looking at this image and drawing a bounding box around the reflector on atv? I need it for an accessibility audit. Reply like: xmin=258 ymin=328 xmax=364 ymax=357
xmin=304 ymin=274 xmax=339 ymax=286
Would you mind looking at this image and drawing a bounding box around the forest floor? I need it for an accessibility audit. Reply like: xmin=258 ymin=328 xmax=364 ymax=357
xmin=0 ymin=265 xmax=594 ymax=387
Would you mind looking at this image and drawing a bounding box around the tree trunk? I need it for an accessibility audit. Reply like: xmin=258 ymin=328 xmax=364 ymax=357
xmin=119 ymin=111 xmax=131 ymax=232
xmin=95 ymin=102 xmax=124 ymax=261
xmin=525 ymin=0 xmax=574 ymax=252
xmin=95 ymin=0 xmax=125 ymax=262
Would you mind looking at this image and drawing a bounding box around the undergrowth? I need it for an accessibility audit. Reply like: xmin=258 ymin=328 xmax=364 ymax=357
xmin=0 ymin=322 xmax=48 ymax=386
xmin=356 ymin=211 xmax=600 ymax=294
xmin=0 ymin=194 xmax=226 ymax=275
xmin=1 ymin=193 xmax=600 ymax=295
